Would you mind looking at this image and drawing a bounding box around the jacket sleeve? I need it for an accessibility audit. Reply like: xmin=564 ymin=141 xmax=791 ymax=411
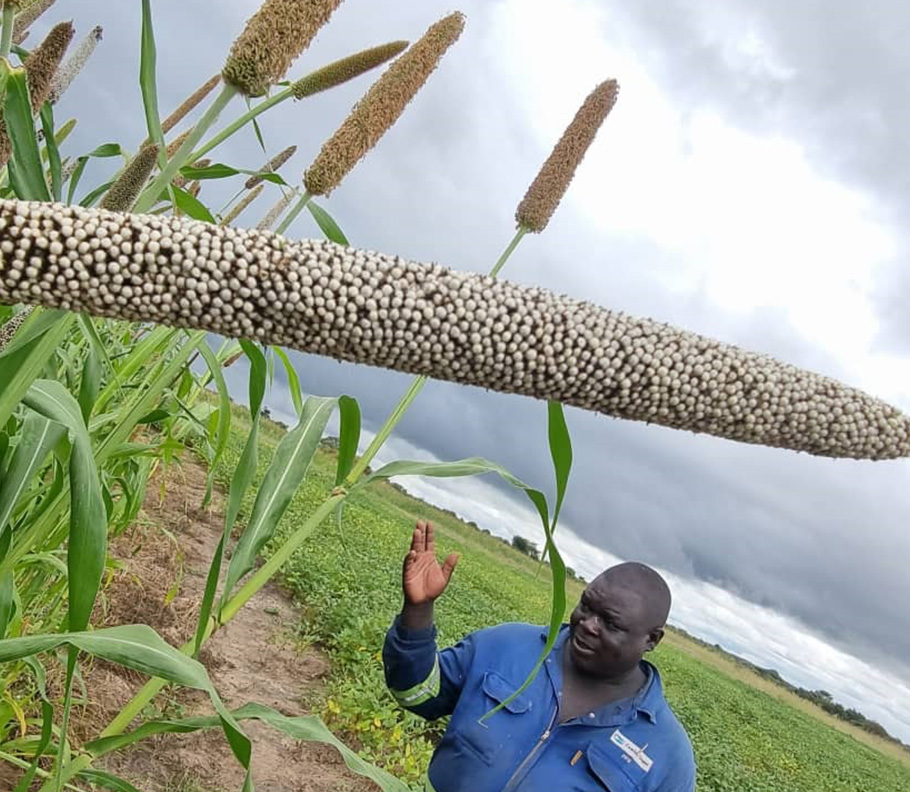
xmin=382 ymin=615 xmax=476 ymax=720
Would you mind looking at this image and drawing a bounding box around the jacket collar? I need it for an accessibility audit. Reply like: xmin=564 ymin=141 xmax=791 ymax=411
xmin=542 ymin=625 xmax=662 ymax=725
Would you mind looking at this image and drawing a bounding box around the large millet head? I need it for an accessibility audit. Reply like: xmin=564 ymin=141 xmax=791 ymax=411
xmin=24 ymin=20 xmax=76 ymax=113
xmin=303 ymin=11 xmax=465 ymax=196
xmin=1 ymin=199 xmax=908 ymax=461
xmin=516 ymin=80 xmax=619 ymax=233
xmin=222 ymin=0 xmax=345 ymax=98
xmin=12 ymin=0 xmax=57 ymax=44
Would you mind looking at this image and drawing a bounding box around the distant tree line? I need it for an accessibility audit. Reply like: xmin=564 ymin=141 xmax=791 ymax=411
xmin=669 ymin=626 xmax=910 ymax=753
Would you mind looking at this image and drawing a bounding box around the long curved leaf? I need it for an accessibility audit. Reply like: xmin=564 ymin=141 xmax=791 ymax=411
xmin=335 ymin=395 xmax=361 ymax=486
xmin=358 ymin=456 xmax=567 ymax=717
xmin=197 ymin=341 xmax=230 ymax=508
xmin=1 ymin=61 xmax=50 ymax=202
xmin=193 ymin=341 xmax=268 ymax=655
xmin=86 ymin=703 xmax=409 ymax=792
xmin=0 ymin=413 xmax=65 ymax=637
xmin=0 ymin=624 xmax=252 ymax=786
xmin=0 ymin=311 xmax=75 ymax=429
xmin=547 ymin=401 xmax=573 ymax=529
xmin=23 ymin=380 xmax=106 ymax=633
xmin=271 ymin=346 xmax=302 ymax=416
xmin=220 ymin=396 xmax=337 ymax=604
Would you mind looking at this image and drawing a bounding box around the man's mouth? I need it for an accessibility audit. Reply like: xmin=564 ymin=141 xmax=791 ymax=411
xmin=572 ymin=633 xmax=597 ymax=655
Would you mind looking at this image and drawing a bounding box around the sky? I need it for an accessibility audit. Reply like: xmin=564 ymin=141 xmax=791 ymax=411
xmin=44 ymin=1 xmax=910 ymax=742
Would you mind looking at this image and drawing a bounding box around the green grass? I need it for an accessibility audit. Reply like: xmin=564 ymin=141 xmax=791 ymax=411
xmin=213 ymin=409 xmax=910 ymax=791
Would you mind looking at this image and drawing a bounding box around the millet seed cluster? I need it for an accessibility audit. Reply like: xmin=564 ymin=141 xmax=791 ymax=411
xmin=0 ymin=200 xmax=907 ymax=460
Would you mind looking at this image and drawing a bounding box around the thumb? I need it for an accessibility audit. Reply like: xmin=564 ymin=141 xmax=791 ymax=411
xmin=441 ymin=553 xmax=459 ymax=583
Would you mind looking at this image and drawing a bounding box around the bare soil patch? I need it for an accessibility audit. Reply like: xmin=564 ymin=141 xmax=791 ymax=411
xmin=2 ymin=456 xmax=377 ymax=792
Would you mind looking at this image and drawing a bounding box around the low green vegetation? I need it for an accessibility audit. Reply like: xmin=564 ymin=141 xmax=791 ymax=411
xmin=212 ymin=409 xmax=910 ymax=791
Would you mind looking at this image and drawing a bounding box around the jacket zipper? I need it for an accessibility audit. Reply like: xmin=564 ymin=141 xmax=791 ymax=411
xmin=500 ymin=706 xmax=559 ymax=792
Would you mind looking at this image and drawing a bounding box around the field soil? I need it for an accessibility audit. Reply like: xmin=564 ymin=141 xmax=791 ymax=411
xmin=0 ymin=457 xmax=377 ymax=792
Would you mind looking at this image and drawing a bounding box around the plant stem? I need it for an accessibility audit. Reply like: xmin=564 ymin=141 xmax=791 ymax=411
xmin=133 ymin=83 xmax=237 ymax=214
xmin=343 ymin=226 xmax=528 ymax=485
xmin=274 ymin=189 xmax=312 ymax=236
xmin=489 ymin=226 xmax=528 ymax=277
xmin=189 ymin=86 xmax=293 ymax=162
xmin=0 ymin=5 xmax=15 ymax=60
xmin=220 ymin=492 xmax=343 ymax=622
xmin=344 ymin=375 xmax=426 ymax=486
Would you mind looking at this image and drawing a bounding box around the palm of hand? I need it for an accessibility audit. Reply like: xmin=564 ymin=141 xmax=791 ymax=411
xmin=402 ymin=521 xmax=459 ymax=606
xmin=404 ymin=552 xmax=450 ymax=603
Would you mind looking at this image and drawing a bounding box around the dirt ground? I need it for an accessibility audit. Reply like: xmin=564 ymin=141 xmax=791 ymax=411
xmin=0 ymin=457 xmax=377 ymax=792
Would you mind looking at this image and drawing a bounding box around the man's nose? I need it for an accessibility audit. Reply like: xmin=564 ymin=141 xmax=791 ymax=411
xmin=579 ymin=614 xmax=599 ymax=635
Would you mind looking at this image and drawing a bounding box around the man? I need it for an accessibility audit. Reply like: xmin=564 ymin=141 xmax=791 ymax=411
xmin=383 ymin=521 xmax=696 ymax=792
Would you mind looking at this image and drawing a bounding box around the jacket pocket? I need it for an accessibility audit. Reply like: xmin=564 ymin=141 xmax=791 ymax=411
xmin=481 ymin=670 xmax=532 ymax=713
xmin=446 ymin=670 xmax=533 ymax=767
xmin=585 ymin=744 xmax=641 ymax=792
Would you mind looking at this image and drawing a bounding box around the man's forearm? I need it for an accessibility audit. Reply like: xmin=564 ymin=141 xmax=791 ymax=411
xmin=400 ymin=600 xmax=434 ymax=631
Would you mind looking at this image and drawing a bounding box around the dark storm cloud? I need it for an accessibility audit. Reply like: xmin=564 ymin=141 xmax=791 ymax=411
xmin=51 ymin=1 xmax=910 ymax=687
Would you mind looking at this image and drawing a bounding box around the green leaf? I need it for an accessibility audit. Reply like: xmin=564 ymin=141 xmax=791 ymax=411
xmin=0 ymin=61 xmax=50 ymax=201
xmin=87 ymin=143 xmax=127 ymax=158
xmin=359 ymin=456 xmax=568 ymax=717
xmin=79 ymin=178 xmax=115 ymax=208
xmin=76 ymin=770 xmax=144 ymax=792
xmin=86 ymin=703 xmax=409 ymax=792
xmin=0 ymin=311 xmax=75 ymax=430
xmin=221 ymin=396 xmax=337 ymax=604
xmin=171 ymin=183 xmax=215 ymax=223
xmin=139 ymin=0 xmax=165 ymax=160
xmin=335 ymin=395 xmax=361 ymax=486
xmin=39 ymin=104 xmax=62 ymax=202
xmin=240 ymin=339 xmax=267 ymax=418
xmin=308 ymin=200 xmax=349 ymax=246
xmin=179 ymin=162 xmax=239 ymax=180
xmin=78 ymin=345 xmax=102 ymax=424
xmin=0 ymin=624 xmax=252 ymax=784
xmin=547 ymin=401 xmax=573 ymax=528
xmin=0 ymin=625 xmax=212 ymax=688
xmin=0 ymin=411 xmax=64 ymax=535
xmin=12 ymin=700 xmax=53 ymax=792
xmin=197 ymin=341 xmax=231 ymax=508
xmin=271 ymin=346 xmax=302 ymax=415
xmin=135 ymin=408 xmax=169 ymax=425
xmin=0 ymin=530 xmax=15 ymax=638
xmin=193 ymin=341 xmax=267 ymax=655
xmin=257 ymin=171 xmax=288 ymax=186
xmin=22 ymin=380 xmax=106 ymax=633
xmin=0 ymin=410 xmax=60 ymax=638
xmin=251 ymin=114 xmax=266 ymax=153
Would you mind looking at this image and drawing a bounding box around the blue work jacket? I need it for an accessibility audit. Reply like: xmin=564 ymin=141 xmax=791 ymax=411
xmin=383 ymin=619 xmax=696 ymax=792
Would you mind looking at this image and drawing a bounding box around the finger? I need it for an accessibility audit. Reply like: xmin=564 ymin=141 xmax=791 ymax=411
xmin=441 ymin=552 xmax=459 ymax=583
xmin=410 ymin=524 xmax=423 ymax=554
xmin=426 ymin=521 xmax=435 ymax=554
xmin=403 ymin=549 xmax=417 ymax=573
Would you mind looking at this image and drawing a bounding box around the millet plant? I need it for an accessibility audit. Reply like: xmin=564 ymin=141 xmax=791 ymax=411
xmin=0 ymin=1 xmax=907 ymax=791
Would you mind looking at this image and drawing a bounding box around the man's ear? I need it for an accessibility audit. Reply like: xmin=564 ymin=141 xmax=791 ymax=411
xmin=645 ymin=627 xmax=665 ymax=652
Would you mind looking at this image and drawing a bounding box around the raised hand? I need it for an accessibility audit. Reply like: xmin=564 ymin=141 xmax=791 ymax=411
xmin=402 ymin=521 xmax=459 ymax=606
